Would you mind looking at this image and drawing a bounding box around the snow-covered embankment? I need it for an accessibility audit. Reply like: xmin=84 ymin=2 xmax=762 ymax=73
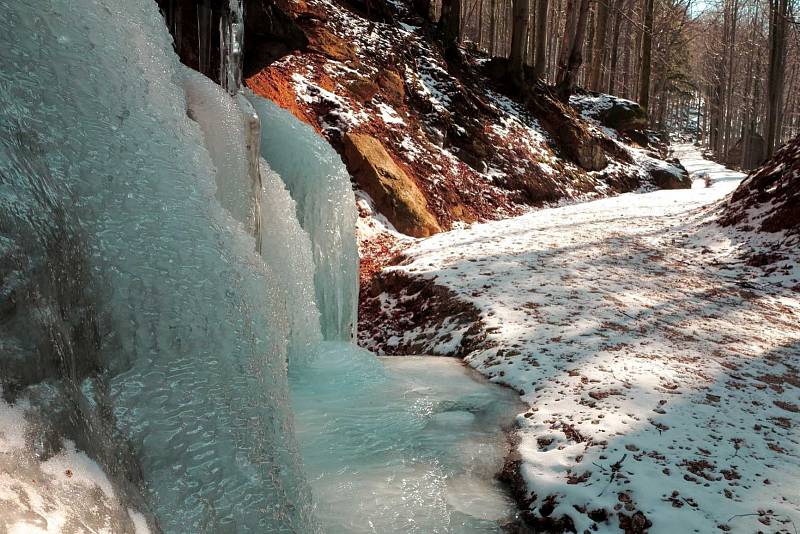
xmin=364 ymin=145 xmax=800 ymax=533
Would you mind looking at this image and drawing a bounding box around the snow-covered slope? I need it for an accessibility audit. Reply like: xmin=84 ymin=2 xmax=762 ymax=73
xmin=721 ymin=133 xmax=800 ymax=247
xmin=244 ymin=0 xmax=687 ymax=237
xmin=363 ymin=146 xmax=800 ymax=533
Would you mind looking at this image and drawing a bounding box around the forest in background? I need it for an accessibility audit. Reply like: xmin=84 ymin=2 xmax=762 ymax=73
xmin=415 ymin=0 xmax=799 ymax=168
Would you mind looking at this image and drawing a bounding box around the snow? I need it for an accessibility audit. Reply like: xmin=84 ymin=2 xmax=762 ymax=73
xmin=0 ymin=395 xmax=151 ymax=533
xmin=378 ymin=145 xmax=799 ymax=533
xmin=376 ymin=101 xmax=406 ymax=125
xmin=290 ymin=71 xmax=370 ymax=131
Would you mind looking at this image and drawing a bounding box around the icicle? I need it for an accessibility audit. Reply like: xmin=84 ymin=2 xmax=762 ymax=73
xmin=220 ymin=0 xmax=244 ymax=95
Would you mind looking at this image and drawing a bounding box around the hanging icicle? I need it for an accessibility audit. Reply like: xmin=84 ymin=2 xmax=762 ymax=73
xmin=220 ymin=0 xmax=244 ymax=94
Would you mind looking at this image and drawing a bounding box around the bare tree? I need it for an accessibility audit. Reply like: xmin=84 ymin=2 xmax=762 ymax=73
xmin=607 ymin=0 xmax=624 ymax=93
xmin=638 ymin=0 xmax=655 ymax=110
xmin=589 ymin=0 xmax=611 ymax=90
xmin=440 ymin=0 xmax=463 ymax=52
xmin=511 ymin=0 xmax=533 ymax=83
xmin=556 ymin=0 xmax=592 ymax=98
xmin=534 ymin=0 xmax=550 ymax=78
xmin=766 ymin=0 xmax=789 ymax=156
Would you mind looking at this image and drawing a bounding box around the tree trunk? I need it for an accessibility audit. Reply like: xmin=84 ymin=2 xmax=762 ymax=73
xmin=584 ymin=4 xmax=595 ymax=87
xmin=638 ymin=0 xmax=654 ymax=110
xmin=489 ymin=0 xmax=497 ymax=55
xmin=765 ymin=0 xmax=788 ymax=156
xmin=414 ymin=0 xmax=434 ymax=20
xmin=555 ymin=0 xmax=591 ymax=99
xmin=621 ymin=8 xmax=632 ymax=98
xmin=528 ymin=5 xmax=537 ymax=65
xmin=589 ymin=0 xmax=610 ymax=91
xmin=534 ymin=0 xmax=549 ymax=79
xmin=722 ymin=0 xmax=739 ymax=158
xmin=740 ymin=10 xmax=757 ymax=168
xmin=440 ymin=0 xmax=463 ymax=52
xmin=478 ymin=0 xmax=485 ymax=49
xmin=547 ymin=0 xmax=560 ymax=79
xmin=557 ymin=0 xmax=580 ymax=76
xmin=607 ymin=0 xmax=623 ymax=94
xmin=510 ymin=0 xmax=532 ymax=84
xmin=633 ymin=0 xmax=644 ymax=97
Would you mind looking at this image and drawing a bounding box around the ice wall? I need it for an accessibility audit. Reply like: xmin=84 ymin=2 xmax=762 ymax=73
xmin=0 ymin=0 xmax=319 ymax=532
xmin=249 ymin=96 xmax=360 ymax=340
xmin=183 ymin=69 xmax=261 ymax=238
xmin=182 ymin=72 xmax=321 ymax=367
xmin=259 ymin=161 xmax=323 ymax=367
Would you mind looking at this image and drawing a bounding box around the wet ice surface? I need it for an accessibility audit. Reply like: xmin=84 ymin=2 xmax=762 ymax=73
xmin=292 ymin=343 xmax=525 ymax=533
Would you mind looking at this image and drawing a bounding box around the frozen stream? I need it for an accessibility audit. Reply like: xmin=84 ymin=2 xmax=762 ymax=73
xmin=292 ymin=344 xmax=525 ymax=533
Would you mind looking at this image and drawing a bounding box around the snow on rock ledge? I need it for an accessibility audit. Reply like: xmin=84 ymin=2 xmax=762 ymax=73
xmin=722 ymin=133 xmax=800 ymax=236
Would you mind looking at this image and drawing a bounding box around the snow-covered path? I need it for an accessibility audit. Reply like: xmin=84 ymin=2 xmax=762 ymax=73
xmin=379 ymin=146 xmax=800 ymax=533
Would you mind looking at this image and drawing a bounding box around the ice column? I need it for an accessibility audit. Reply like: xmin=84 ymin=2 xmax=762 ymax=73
xmin=249 ymin=96 xmax=360 ymax=341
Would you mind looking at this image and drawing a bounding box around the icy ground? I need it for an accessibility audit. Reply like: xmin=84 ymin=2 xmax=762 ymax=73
xmin=379 ymin=145 xmax=800 ymax=533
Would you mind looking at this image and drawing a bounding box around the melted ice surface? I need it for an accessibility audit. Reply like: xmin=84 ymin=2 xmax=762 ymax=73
xmin=292 ymin=346 xmax=524 ymax=533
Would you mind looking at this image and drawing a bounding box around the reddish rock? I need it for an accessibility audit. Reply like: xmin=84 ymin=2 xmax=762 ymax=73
xmin=343 ymin=133 xmax=441 ymax=237
xmin=377 ymin=70 xmax=405 ymax=106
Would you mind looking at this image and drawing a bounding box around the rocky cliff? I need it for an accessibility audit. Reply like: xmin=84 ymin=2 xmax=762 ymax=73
xmin=156 ymin=0 xmax=691 ymax=296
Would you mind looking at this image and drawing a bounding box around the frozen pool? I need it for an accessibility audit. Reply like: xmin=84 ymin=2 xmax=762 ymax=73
xmin=292 ymin=344 xmax=525 ymax=533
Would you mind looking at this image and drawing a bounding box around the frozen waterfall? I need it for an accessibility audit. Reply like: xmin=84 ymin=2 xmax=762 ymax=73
xmin=0 ymin=0 xmax=319 ymax=531
xmin=249 ymin=97 xmax=360 ymax=341
xmin=0 ymin=0 xmax=523 ymax=532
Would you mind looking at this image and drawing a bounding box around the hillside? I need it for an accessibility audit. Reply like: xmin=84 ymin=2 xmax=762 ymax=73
xmin=243 ymin=0 xmax=688 ymax=240
xmin=722 ymin=134 xmax=800 ymax=236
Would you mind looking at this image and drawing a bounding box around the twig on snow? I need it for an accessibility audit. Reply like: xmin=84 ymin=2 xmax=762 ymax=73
xmin=595 ymin=453 xmax=628 ymax=496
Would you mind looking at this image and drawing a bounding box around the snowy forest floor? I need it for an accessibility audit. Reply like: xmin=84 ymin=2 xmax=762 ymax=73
xmin=371 ymin=145 xmax=800 ymax=533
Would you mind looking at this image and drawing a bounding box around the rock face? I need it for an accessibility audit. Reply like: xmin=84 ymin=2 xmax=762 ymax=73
xmin=722 ymin=133 xmax=800 ymax=234
xmin=527 ymin=92 xmax=609 ymax=172
xmin=244 ymin=0 xmax=670 ymax=237
xmin=649 ymin=159 xmax=692 ymax=189
xmin=343 ymin=133 xmax=441 ymax=237
xmin=243 ymin=0 xmax=309 ymax=78
xmin=156 ymin=0 xmax=228 ymax=83
xmin=570 ymin=92 xmax=649 ymax=133
xmin=156 ymin=0 xmax=313 ymax=82
xmin=725 ymin=133 xmax=767 ymax=170
xmin=598 ymin=99 xmax=648 ymax=133
xmin=156 ymin=0 xmax=688 ymax=240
